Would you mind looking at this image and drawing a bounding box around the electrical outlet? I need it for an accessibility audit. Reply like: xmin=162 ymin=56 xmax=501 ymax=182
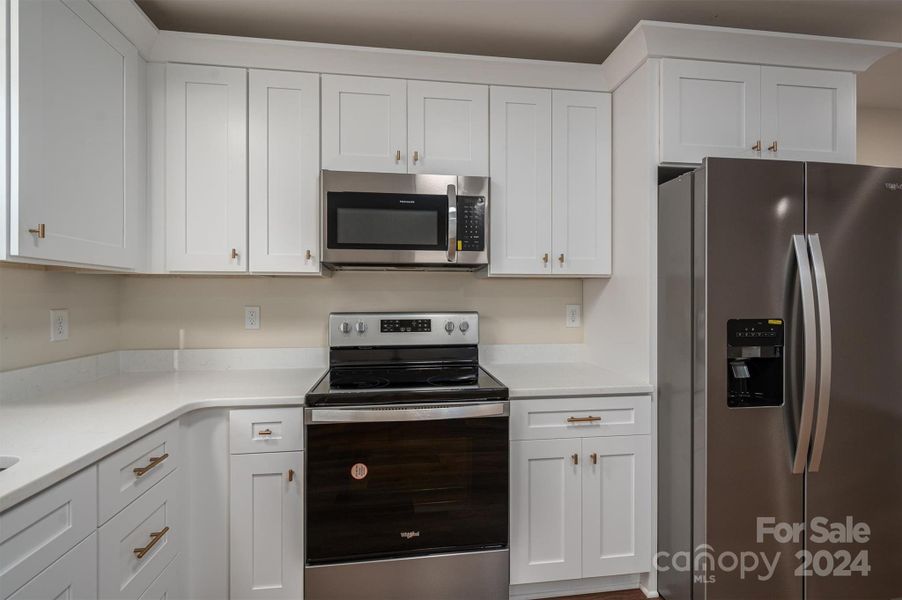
xmin=50 ymin=309 xmax=69 ymax=341
xmin=244 ymin=306 xmax=260 ymax=330
xmin=566 ymin=304 xmax=582 ymax=328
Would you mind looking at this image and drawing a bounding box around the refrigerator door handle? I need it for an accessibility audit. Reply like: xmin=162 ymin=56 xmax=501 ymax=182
xmin=807 ymin=234 xmax=832 ymax=472
xmin=791 ymin=234 xmax=818 ymax=475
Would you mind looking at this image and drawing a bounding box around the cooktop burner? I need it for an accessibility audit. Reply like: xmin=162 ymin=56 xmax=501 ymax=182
xmin=304 ymin=312 xmax=508 ymax=406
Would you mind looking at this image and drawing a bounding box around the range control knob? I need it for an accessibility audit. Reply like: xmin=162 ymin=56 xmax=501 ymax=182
xmin=444 ymin=321 xmax=456 ymax=334
xmin=459 ymin=321 xmax=470 ymax=333
xmin=339 ymin=321 xmax=351 ymax=335
xmin=355 ymin=321 xmax=368 ymax=334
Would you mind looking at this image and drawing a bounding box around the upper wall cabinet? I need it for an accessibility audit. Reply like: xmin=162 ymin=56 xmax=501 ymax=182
xmin=11 ymin=0 xmax=144 ymax=269
xmin=321 ymin=75 xmax=407 ymax=173
xmin=760 ymin=66 xmax=855 ymax=163
xmin=490 ymin=87 xmax=611 ymax=277
xmin=165 ymin=64 xmax=248 ymax=272
xmin=660 ymin=59 xmax=856 ymax=164
xmin=407 ymin=81 xmax=488 ymax=176
xmin=248 ymin=70 xmax=321 ymax=273
xmin=322 ymin=75 xmax=489 ymax=175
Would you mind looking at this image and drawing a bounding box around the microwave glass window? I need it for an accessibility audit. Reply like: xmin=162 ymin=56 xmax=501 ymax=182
xmin=336 ymin=207 xmax=438 ymax=246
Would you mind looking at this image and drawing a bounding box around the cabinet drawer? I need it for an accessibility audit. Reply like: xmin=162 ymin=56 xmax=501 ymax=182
xmin=99 ymin=470 xmax=180 ymax=600
xmin=98 ymin=421 xmax=180 ymax=524
xmin=4 ymin=532 xmax=97 ymax=600
xmin=229 ymin=408 xmax=303 ymax=454
xmin=510 ymin=396 xmax=651 ymax=440
xmin=137 ymin=554 xmax=179 ymax=600
xmin=0 ymin=467 xmax=97 ymax=596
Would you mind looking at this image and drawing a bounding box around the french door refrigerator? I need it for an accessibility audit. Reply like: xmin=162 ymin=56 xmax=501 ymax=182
xmin=657 ymin=158 xmax=901 ymax=600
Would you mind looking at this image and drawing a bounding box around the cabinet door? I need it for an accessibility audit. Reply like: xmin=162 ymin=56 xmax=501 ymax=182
xmin=510 ymin=439 xmax=581 ymax=584
xmin=230 ymin=452 xmax=303 ymax=600
xmin=12 ymin=0 xmax=143 ymax=269
xmin=407 ymin=81 xmax=488 ymax=176
xmin=761 ymin=66 xmax=856 ymax=163
xmin=166 ymin=64 xmax=247 ymax=272
xmin=552 ymin=90 xmax=612 ymax=276
xmin=489 ymin=87 xmax=553 ymax=276
xmin=581 ymin=435 xmax=651 ymax=578
xmin=321 ymin=75 xmax=406 ymax=173
xmin=661 ymin=59 xmax=761 ymax=164
xmin=249 ymin=69 xmax=320 ymax=273
xmin=5 ymin=533 xmax=97 ymax=600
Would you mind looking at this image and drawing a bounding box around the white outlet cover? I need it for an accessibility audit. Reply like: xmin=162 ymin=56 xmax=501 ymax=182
xmin=566 ymin=304 xmax=582 ymax=328
xmin=244 ymin=306 xmax=261 ymax=330
xmin=50 ymin=309 xmax=69 ymax=341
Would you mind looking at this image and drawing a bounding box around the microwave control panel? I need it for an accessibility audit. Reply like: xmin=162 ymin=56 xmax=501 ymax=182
xmin=457 ymin=196 xmax=486 ymax=252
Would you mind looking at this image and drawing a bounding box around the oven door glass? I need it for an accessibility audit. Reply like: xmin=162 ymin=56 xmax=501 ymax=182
xmin=306 ymin=414 xmax=508 ymax=564
xmin=326 ymin=191 xmax=448 ymax=250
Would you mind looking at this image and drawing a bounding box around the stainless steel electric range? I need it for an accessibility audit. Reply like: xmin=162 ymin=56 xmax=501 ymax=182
xmin=304 ymin=312 xmax=510 ymax=600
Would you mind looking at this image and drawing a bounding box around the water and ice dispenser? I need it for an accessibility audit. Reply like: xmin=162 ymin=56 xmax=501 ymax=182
xmin=727 ymin=319 xmax=784 ymax=408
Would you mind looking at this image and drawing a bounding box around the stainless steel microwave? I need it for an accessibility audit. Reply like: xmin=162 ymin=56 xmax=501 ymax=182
xmin=321 ymin=170 xmax=489 ymax=270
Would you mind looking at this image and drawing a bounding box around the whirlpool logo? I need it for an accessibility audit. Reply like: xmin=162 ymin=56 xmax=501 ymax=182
xmin=400 ymin=531 xmax=420 ymax=540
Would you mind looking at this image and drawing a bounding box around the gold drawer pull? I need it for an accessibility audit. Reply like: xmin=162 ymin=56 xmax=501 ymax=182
xmin=133 ymin=526 xmax=169 ymax=559
xmin=591 ymin=452 xmax=598 ymax=465
xmin=28 ymin=224 xmax=46 ymax=238
xmin=288 ymin=469 xmax=295 ymax=482
xmin=768 ymin=140 xmax=778 ymax=152
xmin=571 ymin=453 xmax=578 ymax=465
xmin=133 ymin=453 xmax=169 ymax=477
xmin=567 ymin=416 xmax=602 ymax=423
xmin=257 ymin=428 xmax=273 ymax=436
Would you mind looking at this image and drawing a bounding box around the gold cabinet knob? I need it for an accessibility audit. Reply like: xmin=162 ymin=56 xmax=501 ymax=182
xmin=752 ymin=140 xmax=761 ymax=152
xmin=768 ymin=140 xmax=778 ymax=152
xmin=28 ymin=224 xmax=46 ymax=238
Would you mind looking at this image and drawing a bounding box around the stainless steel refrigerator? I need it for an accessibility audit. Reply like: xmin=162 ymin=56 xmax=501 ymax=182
xmin=657 ymin=158 xmax=901 ymax=600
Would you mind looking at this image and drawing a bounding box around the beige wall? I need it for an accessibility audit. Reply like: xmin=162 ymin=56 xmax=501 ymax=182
xmin=858 ymin=107 xmax=902 ymax=167
xmin=0 ymin=263 xmax=583 ymax=370
xmin=0 ymin=264 xmax=121 ymax=370
xmin=118 ymin=272 xmax=582 ymax=350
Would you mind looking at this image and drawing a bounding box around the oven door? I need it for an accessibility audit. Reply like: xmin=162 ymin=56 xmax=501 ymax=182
xmin=305 ymin=402 xmax=509 ymax=565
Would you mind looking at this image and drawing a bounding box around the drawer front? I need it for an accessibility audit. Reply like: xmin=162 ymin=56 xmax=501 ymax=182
xmin=0 ymin=467 xmax=97 ymax=596
xmin=99 ymin=470 xmax=180 ymax=600
xmin=137 ymin=554 xmax=179 ymax=600
xmin=510 ymin=396 xmax=651 ymax=440
xmin=99 ymin=421 xmax=180 ymax=524
xmin=4 ymin=532 xmax=97 ymax=600
xmin=229 ymin=407 xmax=303 ymax=454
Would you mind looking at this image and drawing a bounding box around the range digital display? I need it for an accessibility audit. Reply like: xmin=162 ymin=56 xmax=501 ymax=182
xmin=381 ymin=319 xmax=432 ymax=333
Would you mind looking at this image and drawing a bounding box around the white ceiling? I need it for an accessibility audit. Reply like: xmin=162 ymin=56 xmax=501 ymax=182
xmin=135 ymin=0 xmax=902 ymax=109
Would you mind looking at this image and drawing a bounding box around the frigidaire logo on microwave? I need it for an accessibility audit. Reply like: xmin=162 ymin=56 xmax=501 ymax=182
xmin=399 ymin=199 xmax=415 ymax=204
xmin=400 ymin=531 xmax=420 ymax=540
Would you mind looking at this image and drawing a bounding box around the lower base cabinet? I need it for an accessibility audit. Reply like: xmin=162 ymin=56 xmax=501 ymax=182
xmin=4 ymin=533 xmax=97 ymax=600
xmin=510 ymin=425 xmax=651 ymax=584
xmin=138 ymin=556 xmax=180 ymax=600
xmin=230 ymin=452 xmax=304 ymax=600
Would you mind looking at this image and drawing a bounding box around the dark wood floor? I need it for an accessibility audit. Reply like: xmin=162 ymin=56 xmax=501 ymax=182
xmin=547 ymin=589 xmax=647 ymax=600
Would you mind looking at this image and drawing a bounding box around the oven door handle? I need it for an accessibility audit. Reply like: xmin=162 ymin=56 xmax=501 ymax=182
xmin=447 ymin=184 xmax=457 ymax=263
xmin=307 ymin=402 xmax=508 ymax=424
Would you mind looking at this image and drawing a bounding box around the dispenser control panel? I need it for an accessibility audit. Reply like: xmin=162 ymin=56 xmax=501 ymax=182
xmin=727 ymin=319 xmax=784 ymax=408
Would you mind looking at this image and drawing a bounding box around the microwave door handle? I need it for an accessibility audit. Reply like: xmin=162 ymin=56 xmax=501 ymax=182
xmin=447 ymin=184 xmax=457 ymax=263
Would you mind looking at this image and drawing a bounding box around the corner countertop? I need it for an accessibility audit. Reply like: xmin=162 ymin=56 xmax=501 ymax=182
xmin=0 ymin=368 xmax=325 ymax=512
xmin=483 ymin=361 xmax=653 ymax=399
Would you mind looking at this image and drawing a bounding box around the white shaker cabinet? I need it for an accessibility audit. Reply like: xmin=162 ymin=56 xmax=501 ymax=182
xmin=581 ymin=436 xmax=651 ymax=578
xmin=4 ymin=533 xmax=97 ymax=600
xmin=407 ymin=81 xmax=488 ymax=176
xmin=660 ymin=59 xmax=762 ymax=164
xmin=248 ymin=69 xmax=321 ymax=273
xmin=760 ymin=66 xmax=855 ymax=163
xmin=321 ymin=75 xmax=407 ymax=173
xmin=510 ymin=439 xmax=582 ymax=585
xmin=552 ymin=90 xmax=612 ymax=276
xmin=230 ymin=452 xmax=304 ymax=600
xmin=489 ymin=86 xmax=553 ymax=276
xmin=165 ymin=64 xmax=248 ymax=272
xmin=10 ymin=0 xmax=144 ymax=269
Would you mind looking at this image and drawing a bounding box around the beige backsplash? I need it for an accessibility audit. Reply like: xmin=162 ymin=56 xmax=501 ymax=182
xmin=1 ymin=263 xmax=583 ymax=371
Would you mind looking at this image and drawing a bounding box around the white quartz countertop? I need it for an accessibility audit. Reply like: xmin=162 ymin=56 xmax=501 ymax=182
xmin=483 ymin=361 xmax=653 ymax=398
xmin=0 ymin=368 xmax=325 ymax=512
